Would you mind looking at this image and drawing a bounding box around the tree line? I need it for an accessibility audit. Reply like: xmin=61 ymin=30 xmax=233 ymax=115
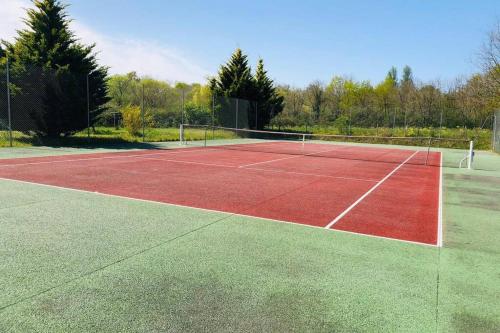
xmin=1 ymin=0 xmax=498 ymax=140
xmin=273 ymin=64 xmax=499 ymax=133
xmin=0 ymin=0 xmax=108 ymax=138
xmin=104 ymin=48 xmax=284 ymax=132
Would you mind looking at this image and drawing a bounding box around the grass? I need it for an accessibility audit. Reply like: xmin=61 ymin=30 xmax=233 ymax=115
xmin=0 ymin=127 xmax=234 ymax=148
xmin=276 ymin=125 xmax=493 ymax=150
xmin=0 ymin=147 xmax=499 ymax=332
xmin=0 ymin=126 xmax=494 ymax=150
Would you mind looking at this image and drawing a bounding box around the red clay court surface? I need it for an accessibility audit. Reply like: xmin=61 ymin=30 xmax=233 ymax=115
xmin=0 ymin=142 xmax=442 ymax=246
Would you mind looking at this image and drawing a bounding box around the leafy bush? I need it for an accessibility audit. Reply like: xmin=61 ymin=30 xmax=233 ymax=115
xmin=334 ymin=115 xmax=350 ymax=135
xmin=185 ymin=103 xmax=212 ymax=125
xmin=121 ymin=105 xmax=142 ymax=135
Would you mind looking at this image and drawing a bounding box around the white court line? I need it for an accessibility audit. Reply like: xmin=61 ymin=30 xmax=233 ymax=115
xmin=0 ymin=146 xmax=377 ymax=183
xmin=0 ymin=148 xmax=225 ymax=168
xmin=324 ymin=150 xmax=420 ymax=229
xmin=131 ymin=156 xmax=378 ymax=183
xmin=0 ymin=176 xmax=437 ymax=247
xmin=131 ymin=156 xmax=235 ymax=169
xmin=242 ymin=166 xmax=378 ymax=182
xmin=238 ymin=146 xmax=344 ymax=168
xmin=437 ymin=152 xmax=443 ymax=247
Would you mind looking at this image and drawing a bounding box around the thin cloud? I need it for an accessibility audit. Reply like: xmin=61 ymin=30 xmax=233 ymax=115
xmin=1 ymin=0 xmax=209 ymax=84
xmin=71 ymin=22 xmax=210 ymax=83
xmin=0 ymin=0 xmax=32 ymax=42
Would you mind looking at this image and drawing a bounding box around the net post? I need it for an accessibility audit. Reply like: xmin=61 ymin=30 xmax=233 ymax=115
xmin=204 ymin=126 xmax=207 ymax=147
xmin=467 ymin=140 xmax=474 ymax=169
xmin=179 ymin=124 xmax=184 ymax=144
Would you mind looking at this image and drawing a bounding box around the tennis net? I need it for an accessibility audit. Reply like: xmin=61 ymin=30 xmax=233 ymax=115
xmin=180 ymin=124 xmax=474 ymax=168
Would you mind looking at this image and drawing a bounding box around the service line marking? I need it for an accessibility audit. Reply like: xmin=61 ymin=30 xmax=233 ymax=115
xmin=237 ymin=146 xmax=344 ymax=168
xmin=130 ymin=155 xmax=377 ymax=183
xmin=324 ymin=150 xmax=419 ymax=229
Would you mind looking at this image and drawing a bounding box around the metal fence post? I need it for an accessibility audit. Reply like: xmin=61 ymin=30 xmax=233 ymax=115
xmin=392 ymin=109 xmax=396 ymax=131
xmin=439 ymin=109 xmax=443 ymax=139
xmin=348 ymin=108 xmax=352 ymax=135
xmin=235 ymin=98 xmax=239 ymax=129
xmin=6 ymin=55 xmax=12 ymax=147
xmin=86 ymin=73 xmax=90 ymax=140
xmin=255 ymin=102 xmax=258 ymax=130
xmin=181 ymin=89 xmax=185 ymax=125
xmin=142 ymin=84 xmax=145 ymax=141
xmin=211 ymin=94 xmax=215 ymax=127
xmin=493 ymin=111 xmax=499 ymax=153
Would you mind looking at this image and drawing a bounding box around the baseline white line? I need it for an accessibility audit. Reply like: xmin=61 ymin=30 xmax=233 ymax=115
xmin=0 ymin=176 xmax=437 ymax=247
xmin=324 ymin=150 xmax=419 ymax=229
xmin=437 ymin=152 xmax=443 ymax=247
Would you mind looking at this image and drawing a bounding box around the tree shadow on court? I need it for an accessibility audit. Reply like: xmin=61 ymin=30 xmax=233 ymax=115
xmin=17 ymin=135 xmax=169 ymax=150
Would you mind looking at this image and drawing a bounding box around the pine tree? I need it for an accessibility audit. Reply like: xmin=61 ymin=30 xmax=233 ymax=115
xmin=387 ymin=66 xmax=398 ymax=86
xmin=210 ymin=49 xmax=283 ymax=129
xmin=210 ymin=48 xmax=253 ymax=100
xmin=253 ymin=59 xmax=283 ymax=129
xmin=2 ymin=0 xmax=108 ymax=137
xmin=401 ymin=65 xmax=413 ymax=85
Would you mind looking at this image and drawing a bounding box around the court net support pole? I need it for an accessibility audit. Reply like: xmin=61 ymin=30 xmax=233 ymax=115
xmin=467 ymin=140 xmax=474 ymax=170
xmin=179 ymin=124 xmax=184 ymax=144
xmin=459 ymin=140 xmax=474 ymax=169
xmin=204 ymin=126 xmax=208 ymax=147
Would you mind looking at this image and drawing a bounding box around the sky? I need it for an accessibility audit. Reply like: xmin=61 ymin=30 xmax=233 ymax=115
xmin=1 ymin=0 xmax=499 ymax=87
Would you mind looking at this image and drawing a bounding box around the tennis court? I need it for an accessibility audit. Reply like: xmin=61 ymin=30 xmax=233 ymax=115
xmin=0 ymin=128 xmax=444 ymax=246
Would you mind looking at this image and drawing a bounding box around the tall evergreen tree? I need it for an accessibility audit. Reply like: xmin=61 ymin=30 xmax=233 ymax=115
xmin=387 ymin=66 xmax=398 ymax=86
xmin=2 ymin=0 xmax=108 ymax=137
xmin=401 ymin=65 xmax=413 ymax=85
xmin=253 ymin=59 xmax=283 ymax=129
xmin=209 ymin=48 xmax=253 ymax=100
xmin=210 ymin=50 xmax=283 ymax=129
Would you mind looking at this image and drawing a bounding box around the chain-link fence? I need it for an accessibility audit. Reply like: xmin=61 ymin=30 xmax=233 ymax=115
xmin=0 ymin=62 xmax=8 ymax=145
xmin=0 ymin=59 xmax=96 ymax=147
xmin=268 ymin=97 xmax=496 ymax=151
xmin=0 ymin=58 xmax=261 ymax=147
xmin=0 ymin=58 xmax=494 ymax=152
xmin=493 ymin=110 xmax=500 ymax=153
xmin=141 ymin=91 xmax=257 ymax=142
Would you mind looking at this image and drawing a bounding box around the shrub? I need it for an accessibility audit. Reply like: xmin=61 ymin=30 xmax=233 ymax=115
xmin=334 ymin=115 xmax=350 ymax=135
xmin=121 ymin=105 xmax=142 ymax=135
